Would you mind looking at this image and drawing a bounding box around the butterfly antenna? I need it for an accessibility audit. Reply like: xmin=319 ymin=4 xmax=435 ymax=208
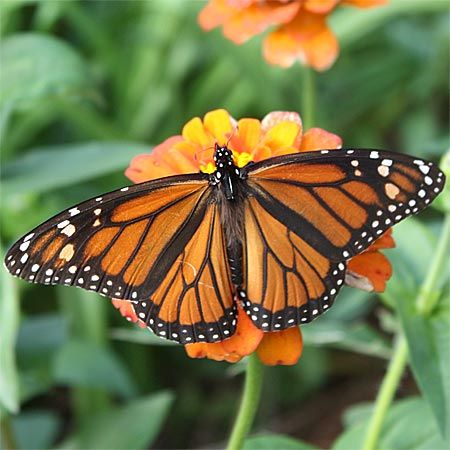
xmin=194 ymin=145 xmax=215 ymax=163
xmin=226 ymin=125 xmax=239 ymax=148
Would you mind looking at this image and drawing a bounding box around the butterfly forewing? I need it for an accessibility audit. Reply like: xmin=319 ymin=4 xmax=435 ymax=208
xmin=246 ymin=149 xmax=445 ymax=261
xmin=4 ymin=174 xmax=211 ymax=301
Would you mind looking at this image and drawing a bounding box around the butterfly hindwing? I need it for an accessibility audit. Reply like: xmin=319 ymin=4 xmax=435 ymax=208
xmin=133 ymin=202 xmax=236 ymax=344
xmin=239 ymin=196 xmax=345 ymax=331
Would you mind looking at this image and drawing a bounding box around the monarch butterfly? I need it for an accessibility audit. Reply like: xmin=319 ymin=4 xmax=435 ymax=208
xmin=4 ymin=145 xmax=445 ymax=344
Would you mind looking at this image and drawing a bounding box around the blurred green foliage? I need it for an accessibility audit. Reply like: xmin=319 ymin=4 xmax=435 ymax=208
xmin=0 ymin=1 xmax=448 ymax=449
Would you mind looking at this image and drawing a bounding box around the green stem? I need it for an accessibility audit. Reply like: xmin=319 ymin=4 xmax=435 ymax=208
xmin=362 ymin=335 xmax=409 ymax=450
xmin=227 ymin=354 xmax=264 ymax=450
xmin=416 ymin=213 xmax=450 ymax=315
xmin=301 ymin=67 xmax=316 ymax=130
xmin=0 ymin=416 xmax=17 ymax=450
xmin=362 ymin=212 xmax=450 ymax=450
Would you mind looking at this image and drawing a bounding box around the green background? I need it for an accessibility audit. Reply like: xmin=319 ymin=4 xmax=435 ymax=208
xmin=0 ymin=1 xmax=449 ymax=449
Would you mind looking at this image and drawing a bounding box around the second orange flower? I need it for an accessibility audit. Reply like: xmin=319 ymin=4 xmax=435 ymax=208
xmin=198 ymin=0 xmax=388 ymax=71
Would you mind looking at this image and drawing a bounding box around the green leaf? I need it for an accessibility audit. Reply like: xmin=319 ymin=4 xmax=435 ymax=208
xmin=57 ymin=391 xmax=173 ymax=450
xmin=433 ymin=149 xmax=450 ymax=213
xmin=395 ymin=293 xmax=450 ymax=442
xmin=16 ymin=314 xmax=69 ymax=403
xmin=110 ymin=327 xmax=177 ymax=346
xmin=0 ymin=248 xmax=20 ymax=413
xmin=333 ymin=0 xmax=448 ymax=47
xmin=53 ymin=340 xmax=136 ymax=398
xmin=1 ymin=141 xmax=150 ymax=196
xmin=17 ymin=314 xmax=68 ymax=358
xmin=12 ymin=410 xmax=61 ymax=450
xmin=0 ymin=33 xmax=94 ymax=112
xmin=244 ymin=434 xmax=317 ymax=450
xmin=334 ymin=397 xmax=447 ymax=450
xmin=382 ymin=217 xmax=436 ymax=306
xmin=302 ymin=321 xmax=391 ymax=359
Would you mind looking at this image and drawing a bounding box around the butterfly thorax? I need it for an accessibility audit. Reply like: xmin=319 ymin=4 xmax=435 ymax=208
xmin=209 ymin=144 xmax=248 ymax=282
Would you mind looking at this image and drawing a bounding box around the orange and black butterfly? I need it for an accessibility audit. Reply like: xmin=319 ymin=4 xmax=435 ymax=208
xmin=4 ymin=146 xmax=445 ymax=344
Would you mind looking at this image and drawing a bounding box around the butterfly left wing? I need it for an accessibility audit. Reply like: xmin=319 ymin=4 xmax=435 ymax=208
xmin=238 ymin=148 xmax=445 ymax=331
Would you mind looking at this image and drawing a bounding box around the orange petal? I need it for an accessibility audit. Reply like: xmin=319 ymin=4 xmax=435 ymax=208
xmin=261 ymin=111 xmax=303 ymax=132
xmin=112 ymin=299 xmax=146 ymax=328
xmin=182 ymin=117 xmax=213 ymax=148
xmin=303 ymin=0 xmax=340 ymax=14
xmin=263 ymin=28 xmax=302 ymax=68
xmin=222 ymin=2 xmax=301 ymax=44
xmin=347 ymin=251 xmax=392 ymax=292
xmin=342 ymin=0 xmax=388 ymax=7
xmin=257 ymin=327 xmax=303 ymax=366
xmin=263 ymin=121 xmax=302 ymax=151
xmin=251 ymin=145 xmax=275 ymax=162
xmin=231 ymin=118 xmax=262 ymax=154
xmin=185 ymin=305 xmax=263 ymax=363
xmin=185 ymin=342 xmax=243 ymax=363
xmin=222 ymin=305 xmax=264 ymax=356
xmin=198 ymin=0 xmax=236 ymax=31
xmin=300 ymin=127 xmax=342 ymax=151
xmin=263 ymin=11 xmax=339 ymax=71
xmin=125 ymin=136 xmax=185 ymax=183
xmin=204 ymin=109 xmax=234 ymax=145
xmin=367 ymin=228 xmax=395 ymax=251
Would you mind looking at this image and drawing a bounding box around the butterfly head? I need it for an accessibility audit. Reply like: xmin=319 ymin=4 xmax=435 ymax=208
xmin=210 ymin=143 xmax=243 ymax=200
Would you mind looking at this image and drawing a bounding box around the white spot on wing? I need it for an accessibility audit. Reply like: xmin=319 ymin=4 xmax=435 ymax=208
xmin=57 ymin=220 xmax=70 ymax=229
xmin=69 ymin=207 xmax=80 ymax=216
xmin=19 ymin=241 xmax=30 ymax=252
xmin=61 ymin=224 xmax=76 ymax=237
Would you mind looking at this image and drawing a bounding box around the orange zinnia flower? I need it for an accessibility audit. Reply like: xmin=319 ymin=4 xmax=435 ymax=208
xmin=114 ymin=109 xmax=394 ymax=366
xmin=198 ymin=0 xmax=388 ymax=71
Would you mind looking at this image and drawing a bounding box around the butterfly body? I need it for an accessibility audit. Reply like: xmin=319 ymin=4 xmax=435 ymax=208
xmin=4 ymin=147 xmax=445 ymax=344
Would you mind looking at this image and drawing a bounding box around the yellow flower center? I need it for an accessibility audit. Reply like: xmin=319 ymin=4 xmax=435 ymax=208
xmin=233 ymin=151 xmax=252 ymax=168
xmin=199 ymin=162 xmax=216 ymax=174
xmin=199 ymin=151 xmax=253 ymax=174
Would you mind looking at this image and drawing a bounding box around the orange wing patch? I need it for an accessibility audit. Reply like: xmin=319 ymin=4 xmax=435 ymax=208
xmin=4 ymin=176 xmax=211 ymax=304
xmin=251 ymin=162 xmax=346 ymax=183
xmin=240 ymin=197 xmax=345 ymax=332
xmin=132 ymin=204 xmax=237 ymax=344
xmin=246 ymin=149 xmax=445 ymax=261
